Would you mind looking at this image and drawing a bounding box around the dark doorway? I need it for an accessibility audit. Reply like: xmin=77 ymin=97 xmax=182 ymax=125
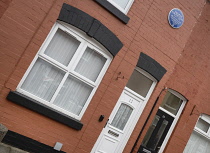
xmin=138 ymin=110 xmax=174 ymax=153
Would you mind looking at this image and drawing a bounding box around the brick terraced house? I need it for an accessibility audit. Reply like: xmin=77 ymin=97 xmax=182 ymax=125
xmin=0 ymin=0 xmax=210 ymax=153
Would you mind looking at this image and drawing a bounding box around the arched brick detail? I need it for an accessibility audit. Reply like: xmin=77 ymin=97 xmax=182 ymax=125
xmin=137 ymin=53 xmax=167 ymax=81
xmin=58 ymin=3 xmax=123 ymax=57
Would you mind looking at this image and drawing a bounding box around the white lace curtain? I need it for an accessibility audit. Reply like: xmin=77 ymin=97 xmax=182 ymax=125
xmin=53 ymin=76 xmax=93 ymax=115
xmin=184 ymin=131 xmax=210 ymax=153
xmin=111 ymin=104 xmax=133 ymax=130
xmin=21 ymin=58 xmax=65 ymax=102
xmin=45 ymin=29 xmax=80 ymax=66
xmin=75 ymin=47 xmax=106 ymax=82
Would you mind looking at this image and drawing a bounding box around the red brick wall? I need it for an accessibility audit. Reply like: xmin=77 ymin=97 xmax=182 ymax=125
xmin=0 ymin=0 xmax=12 ymax=18
xmin=123 ymin=0 xmax=207 ymax=153
xmin=0 ymin=0 xmax=209 ymax=153
xmin=129 ymin=2 xmax=210 ymax=153
xmin=163 ymin=3 xmax=210 ymax=153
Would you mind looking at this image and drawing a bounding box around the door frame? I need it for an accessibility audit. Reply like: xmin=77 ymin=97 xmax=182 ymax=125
xmin=158 ymin=89 xmax=187 ymax=153
xmin=139 ymin=89 xmax=187 ymax=153
xmin=119 ymin=68 xmax=157 ymax=152
xmin=139 ymin=110 xmax=174 ymax=153
xmin=91 ymin=68 xmax=157 ymax=153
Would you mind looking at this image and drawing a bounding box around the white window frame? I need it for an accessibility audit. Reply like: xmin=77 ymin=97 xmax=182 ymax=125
xmin=194 ymin=114 xmax=210 ymax=139
xmin=107 ymin=0 xmax=134 ymax=14
xmin=16 ymin=21 xmax=112 ymax=120
xmin=158 ymin=89 xmax=187 ymax=153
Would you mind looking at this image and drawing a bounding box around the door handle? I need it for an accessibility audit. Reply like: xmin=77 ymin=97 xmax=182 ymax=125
xmin=104 ymin=119 xmax=109 ymax=128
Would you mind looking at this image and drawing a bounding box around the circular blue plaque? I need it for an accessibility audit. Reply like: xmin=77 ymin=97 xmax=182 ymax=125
xmin=168 ymin=8 xmax=184 ymax=28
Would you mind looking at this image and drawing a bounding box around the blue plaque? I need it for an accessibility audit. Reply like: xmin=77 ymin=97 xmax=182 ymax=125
xmin=168 ymin=8 xmax=184 ymax=28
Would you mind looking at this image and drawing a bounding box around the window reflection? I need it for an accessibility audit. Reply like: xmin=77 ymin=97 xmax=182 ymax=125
xmin=126 ymin=70 xmax=153 ymax=97
xmin=142 ymin=115 xmax=160 ymax=147
xmin=160 ymin=92 xmax=182 ymax=115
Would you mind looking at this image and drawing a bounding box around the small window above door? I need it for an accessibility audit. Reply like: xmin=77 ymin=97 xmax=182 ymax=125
xmin=126 ymin=69 xmax=154 ymax=98
xmin=160 ymin=92 xmax=183 ymax=115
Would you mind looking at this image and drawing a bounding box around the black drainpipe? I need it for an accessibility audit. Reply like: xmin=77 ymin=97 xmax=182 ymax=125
xmin=130 ymin=87 xmax=167 ymax=153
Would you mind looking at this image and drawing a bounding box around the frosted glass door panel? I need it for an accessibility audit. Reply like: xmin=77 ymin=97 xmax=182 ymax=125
xmin=44 ymin=29 xmax=80 ymax=66
xmin=111 ymin=103 xmax=133 ymax=130
xmin=75 ymin=47 xmax=106 ymax=82
xmin=21 ymin=58 xmax=65 ymax=101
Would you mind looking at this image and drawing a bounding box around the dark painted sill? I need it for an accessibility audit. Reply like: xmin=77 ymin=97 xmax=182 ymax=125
xmin=3 ymin=130 xmax=66 ymax=153
xmin=6 ymin=91 xmax=83 ymax=130
xmin=94 ymin=0 xmax=130 ymax=24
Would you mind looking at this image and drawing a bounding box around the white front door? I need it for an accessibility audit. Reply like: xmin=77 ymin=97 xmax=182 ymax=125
xmin=91 ymin=68 xmax=157 ymax=153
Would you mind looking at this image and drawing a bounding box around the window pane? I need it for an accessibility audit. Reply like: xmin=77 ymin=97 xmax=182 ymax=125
xmin=142 ymin=115 xmax=160 ymax=146
xmin=111 ymin=104 xmax=133 ymax=130
xmin=21 ymin=58 xmax=65 ymax=102
xmin=112 ymin=0 xmax=130 ymax=9
xmin=126 ymin=70 xmax=153 ymax=97
xmin=196 ymin=118 xmax=210 ymax=133
xmin=53 ymin=76 xmax=93 ymax=116
xmin=151 ymin=120 xmax=169 ymax=150
xmin=44 ymin=29 xmax=80 ymax=66
xmin=75 ymin=47 xmax=106 ymax=82
xmin=184 ymin=131 xmax=210 ymax=153
xmin=160 ymin=92 xmax=182 ymax=115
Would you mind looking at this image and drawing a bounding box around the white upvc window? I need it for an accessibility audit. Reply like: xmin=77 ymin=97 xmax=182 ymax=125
xmin=107 ymin=0 xmax=134 ymax=14
xmin=17 ymin=22 xmax=112 ymax=120
xmin=184 ymin=114 xmax=210 ymax=153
